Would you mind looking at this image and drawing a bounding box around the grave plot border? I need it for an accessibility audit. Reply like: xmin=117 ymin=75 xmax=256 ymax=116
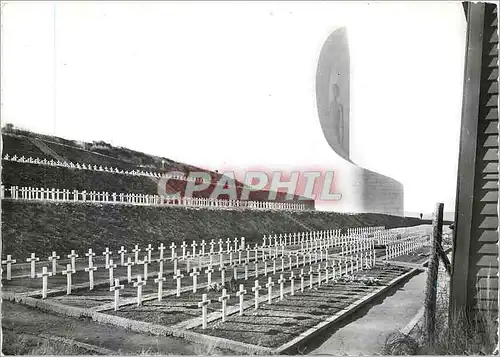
xmin=1 ymin=291 xmax=275 ymax=355
xmin=272 ymin=267 xmax=421 ymax=354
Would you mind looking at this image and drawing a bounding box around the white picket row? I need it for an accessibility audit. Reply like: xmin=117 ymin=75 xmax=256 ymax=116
xmin=1 ymin=185 xmax=307 ymax=211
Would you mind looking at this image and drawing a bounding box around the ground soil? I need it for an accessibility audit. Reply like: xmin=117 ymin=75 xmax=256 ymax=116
xmin=1 ymin=300 xmax=237 ymax=355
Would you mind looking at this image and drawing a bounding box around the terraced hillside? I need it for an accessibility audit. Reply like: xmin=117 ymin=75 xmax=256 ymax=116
xmin=1 ymin=127 xmax=314 ymax=206
xmin=2 ymin=200 xmax=430 ymax=258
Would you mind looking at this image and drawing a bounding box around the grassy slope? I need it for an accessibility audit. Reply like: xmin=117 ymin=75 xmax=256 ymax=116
xmin=2 ymin=200 xmax=429 ymax=258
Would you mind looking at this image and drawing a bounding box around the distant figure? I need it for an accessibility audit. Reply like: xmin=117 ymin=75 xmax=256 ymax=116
xmin=419 ymin=213 xmax=423 ymax=220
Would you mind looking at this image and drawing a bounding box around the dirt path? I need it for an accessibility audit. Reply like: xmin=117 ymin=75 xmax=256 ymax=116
xmin=2 ymin=300 xmax=235 ymax=355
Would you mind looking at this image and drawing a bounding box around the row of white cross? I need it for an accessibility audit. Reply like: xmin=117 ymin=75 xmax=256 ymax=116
xmin=109 ymin=249 xmax=371 ymax=330
xmin=3 ymin=154 xmax=200 ymax=182
xmin=2 ymin=228 xmax=378 ymax=280
xmin=2 ymin=186 xmax=308 ymax=211
xmin=384 ymin=236 xmax=427 ymax=260
xmin=2 ymin=230 xmax=390 ymax=280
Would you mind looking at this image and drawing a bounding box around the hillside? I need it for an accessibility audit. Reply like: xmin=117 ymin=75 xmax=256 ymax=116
xmin=1 ymin=126 xmax=314 ymax=206
xmin=2 ymin=200 xmax=430 ymax=258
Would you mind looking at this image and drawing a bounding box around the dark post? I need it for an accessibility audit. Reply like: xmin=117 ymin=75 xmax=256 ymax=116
xmin=424 ymin=202 xmax=444 ymax=347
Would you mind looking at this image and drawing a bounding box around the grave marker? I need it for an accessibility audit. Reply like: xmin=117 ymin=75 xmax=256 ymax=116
xmin=198 ymin=294 xmax=211 ymax=329
xmin=289 ymin=271 xmax=295 ymax=295
xmin=218 ymin=288 xmax=230 ymax=322
xmin=278 ymin=274 xmax=286 ymax=300
xmin=125 ymin=257 xmax=134 ymax=283
xmin=102 ymin=248 xmax=112 ymax=268
xmin=299 ymin=269 xmax=305 ymax=292
xmin=110 ymin=278 xmax=124 ymax=311
xmin=62 ymin=264 xmax=75 ymax=295
xmin=108 ymin=259 xmax=117 ymax=286
xmin=154 ymin=273 xmax=167 ymax=301
xmin=118 ymin=246 xmax=127 ymax=266
xmin=36 ymin=266 xmax=52 ymax=299
xmin=219 ymin=264 xmax=227 ymax=286
xmin=169 ymin=242 xmax=177 ymax=259
xmin=252 ymin=280 xmax=262 ymax=309
xmin=236 ymin=284 xmax=247 ymax=316
xmin=48 ymin=251 xmax=60 ymax=275
xmin=26 ymin=253 xmax=40 ymax=278
xmin=86 ymin=248 xmax=96 ymax=267
xmin=191 ymin=241 xmax=197 ymax=257
xmin=2 ymin=255 xmax=16 ymax=280
xmin=133 ymin=275 xmax=147 ymax=306
xmin=190 ymin=267 xmax=200 ymax=293
xmin=146 ymin=244 xmax=154 ymax=263
xmin=205 ymin=265 xmax=214 ymax=285
xmin=132 ymin=245 xmax=141 ymax=264
xmin=171 ymin=269 xmax=184 ymax=296
xmin=266 ymin=277 xmax=275 ymax=304
xmin=85 ymin=262 xmax=97 ymax=290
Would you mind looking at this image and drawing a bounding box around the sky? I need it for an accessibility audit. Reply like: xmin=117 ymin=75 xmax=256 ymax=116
xmin=1 ymin=1 xmax=467 ymax=214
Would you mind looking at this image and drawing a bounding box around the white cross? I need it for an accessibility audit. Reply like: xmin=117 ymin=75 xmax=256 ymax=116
xmin=251 ymin=280 xmax=262 ymax=309
xmin=154 ymin=273 xmax=167 ymax=301
xmin=85 ymin=248 xmax=96 ymax=267
xmin=190 ymin=267 xmax=200 ymax=293
xmin=218 ymin=239 xmax=223 ymax=254
xmin=2 ymin=255 xmax=16 ymax=280
xmin=26 ymin=253 xmax=40 ymax=278
xmin=218 ymin=288 xmax=230 ymax=322
xmin=278 ymin=274 xmax=286 ymax=300
xmin=48 ymin=251 xmax=60 ymax=275
xmin=205 ymin=265 xmax=214 ymax=285
xmin=198 ymin=293 xmax=211 ymax=329
xmin=36 ymin=266 xmax=53 ymax=299
xmin=158 ymin=243 xmax=166 ymax=262
xmin=108 ymin=259 xmax=117 ymax=286
xmin=231 ymin=262 xmax=238 ymax=280
xmin=132 ymin=245 xmax=141 ymax=264
xmin=102 ymin=247 xmax=112 ymax=268
xmin=210 ymin=239 xmax=215 ymax=254
xmin=140 ymin=255 xmax=149 ymax=280
xmin=191 ymin=240 xmax=197 ymax=257
xmin=61 ymin=264 xmax=75 ymax=295
xmin=85 ymin=262 xmax=97 ymax=290
xmin=173 ymin=269 xmax=184 ymax=297
xmin=299 ymin=269 xmax=305 ymax=292
xmin=169 ymin=242 xmax=177 ymax=259
xmin=226 ymin=238 xmax=231 ymax=253
xmin=244 ymin=260 xmax=249 ymax=280
xmin=233 ymin=237 xmax=239 ymax=252
xmin=219 ymin=264 xmax=227 ymax=286
xmin=289 ymin=271 xmax=295 ymax=295
xmin=181 ymin=241 xmax=187 ymax=259
xmin=236 ymin=284 xmax=247 ymax=316
xmin=133 ymin=275 xmax=147 ymax=306
xmin=309 ymin=266 xmax=314 ymax=289
xmin=145 ymin=244 xmax=154 ymax=263
xmin=110 ymin=278 xmax=124 ymax=311
xmin=254 ymin=260 xmax=259 ymax=278
xmin=266 ymin=277 xmax=275 ymax=304
xmin=118 ymin=246 xmax=127 ymax=266
xmin=200 ymin=240 xmax=207 ymax=256
xmin=124 ymin=257 xmax=134 ymax=283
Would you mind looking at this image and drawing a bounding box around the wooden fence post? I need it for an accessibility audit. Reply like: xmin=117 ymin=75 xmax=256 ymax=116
xmin=424 ymin=202 xmax=444 ymax=347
